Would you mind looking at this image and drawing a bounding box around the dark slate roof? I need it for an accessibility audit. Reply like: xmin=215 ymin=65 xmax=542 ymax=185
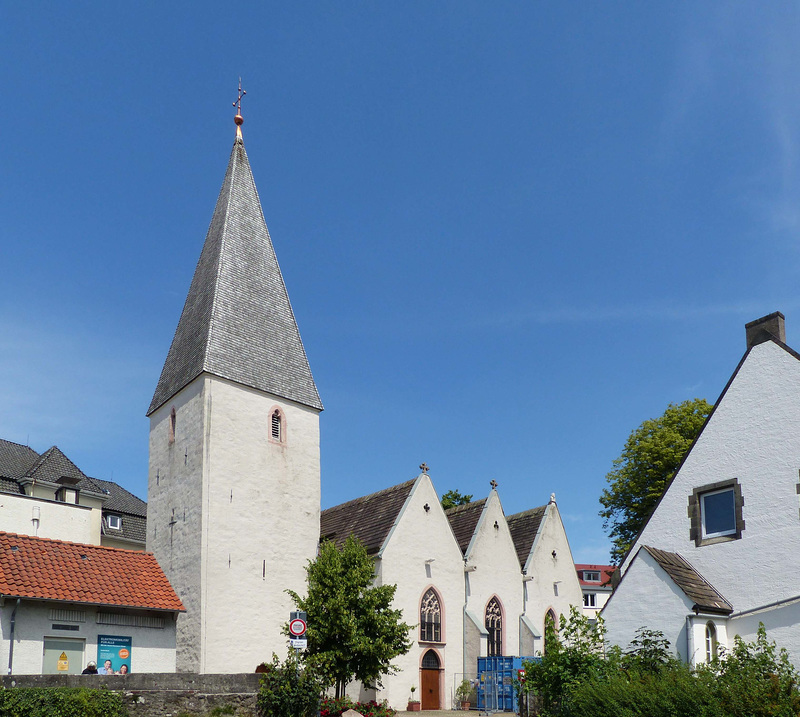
xmin=445 ymin=499 xmax=487 ymax=556
xmin=643 ymin=546 xmax=733 ymax=615
xmin=148 ymin=133 xmax=322 ymax=415
xmin=320 ymin=479 xmax=416 ymax=555
xmin=92 ymin=478 xmax=147 ymax=545
xmin=506 ymin=505 xmax=547 ymax=570
xmin=91 ymin=478 xmax=146 ymax=517
xmin=0 ymin=440 xmax=146 ymax=544
xmin=0 ymin=440 xmax=39 ymax=481
xmin=24 ymin=447 xmax=106 ymax=495
xmin=102 ymin=513 xmax=147 ymax=544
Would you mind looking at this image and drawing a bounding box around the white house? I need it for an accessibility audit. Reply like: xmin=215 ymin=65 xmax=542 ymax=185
xmin=0 ymin=439 xmax=146 ymax=550
xmin=574 ymin=564 xmax=614 ymax=620
xmin=602 ymin=312 xmax=800 ymax=666
xmin=0 ymin=531 xmax=183 ymax=675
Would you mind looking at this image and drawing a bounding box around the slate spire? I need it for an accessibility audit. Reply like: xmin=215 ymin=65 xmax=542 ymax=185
xmin=147 ymin=128 xmax=322 ymax=415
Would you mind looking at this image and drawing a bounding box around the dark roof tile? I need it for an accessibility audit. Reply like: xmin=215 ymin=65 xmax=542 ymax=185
xmin=506 ymin=506 xmax=547 ymax=569
xmin=445 ymin=500 xmax=486 ymax=556
xmin=643 ymin=546 xmax=732 ymax=614
xmin=321 ymin=480 xmax=415 ymax=555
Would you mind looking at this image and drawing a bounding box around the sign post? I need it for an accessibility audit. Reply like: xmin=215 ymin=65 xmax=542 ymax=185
xmin=289 ymin=611 xmax=308 ymax=651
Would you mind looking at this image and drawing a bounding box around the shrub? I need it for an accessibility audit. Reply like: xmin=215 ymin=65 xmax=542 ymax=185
xmin=257 ymin=651 xmax=325 ymax=717
xmin=0 ymin=686 xmax=128 ymax=716
xmin=319 ymin=695 xmax=395 ymax=717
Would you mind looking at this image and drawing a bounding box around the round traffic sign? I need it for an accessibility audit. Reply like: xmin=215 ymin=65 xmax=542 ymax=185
xmin=289 ymin=618 xmax=307 ymax=636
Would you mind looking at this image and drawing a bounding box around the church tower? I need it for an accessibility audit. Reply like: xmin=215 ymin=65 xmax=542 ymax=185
xmin=146 ymin=100 xmax=323 ymax=673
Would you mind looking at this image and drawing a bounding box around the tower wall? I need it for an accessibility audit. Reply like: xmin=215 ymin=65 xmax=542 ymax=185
xmin=147 ymin=374 xmax=321 ymax=673
xmin=147 ymin=378 xmax=206 ymax=672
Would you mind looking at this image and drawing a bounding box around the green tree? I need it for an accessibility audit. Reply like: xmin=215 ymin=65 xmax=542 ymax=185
xmin=286 ymin=535 xmax=413 ymax=699
xmin=257 ymin=651 xmax=325 ymax=717
xmin=441 ymin=489 xmax=473 ymax=510
xmin=599 ymin=398 xmax=712 ymax=564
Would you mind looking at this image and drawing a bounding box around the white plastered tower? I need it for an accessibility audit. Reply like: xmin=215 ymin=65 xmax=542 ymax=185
xmin=146 ymin=118 xmax=322 ymax=673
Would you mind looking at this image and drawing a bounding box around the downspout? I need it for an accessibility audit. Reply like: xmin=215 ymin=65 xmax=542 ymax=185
xmin=685 ymin=615 xmax=694 ymax=666
xmin=7 ymin=598 xmax=20 ymax=675
xmin=463 ymin=558 xmax=468 ymax=679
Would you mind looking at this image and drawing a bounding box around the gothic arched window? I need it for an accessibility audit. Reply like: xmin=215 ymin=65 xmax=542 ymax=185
xmin=544 ymin=609 xmax=558 ymax=653
xmin=705 ymin=622 xmax=718 ymax=662
xmin=420 ymin=588 xmax=442 ymax=642
xmin=485 ymin=596 xmax=503 ymax=656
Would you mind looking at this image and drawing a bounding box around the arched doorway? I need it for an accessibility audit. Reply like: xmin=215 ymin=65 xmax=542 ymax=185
xmin=420 ymin=649 xmax=441 ymax=710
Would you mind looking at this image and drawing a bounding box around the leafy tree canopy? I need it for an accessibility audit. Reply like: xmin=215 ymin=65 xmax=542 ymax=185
xmin=441 ymin=489 xmax=473 ymax=510
xmin=599 ymin=398 xmax=712 ymax=564
xmin=286 ymin=535 xmax=413 ymax=699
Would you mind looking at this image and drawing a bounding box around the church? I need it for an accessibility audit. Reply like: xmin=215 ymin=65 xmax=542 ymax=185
xmin=143 ymin=105 xmax=582 ymax=706
xmin=0 ymin=104 xmax=582 ymax=703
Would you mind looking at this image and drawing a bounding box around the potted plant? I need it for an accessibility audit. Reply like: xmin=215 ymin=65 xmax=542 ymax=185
xmin=407 ymin=685 xmax=421 ymax=711
xmin=456 ymin=679 xmax=473 ymax=710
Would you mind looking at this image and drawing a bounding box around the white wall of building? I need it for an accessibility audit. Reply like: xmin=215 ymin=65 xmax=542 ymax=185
xmin=620 ymin=342 xmax=800 ymax=611
xmin=0 ymin=493 xmax=99 ymax=545
xmin=376 ymin=476 xmax=465 ymax=710
xmin=0 ymin=601 xmax=176 ymax=675
xmin=603 ymin=549 xmax=696 ymax=662
xmin=522 ymin=503 xmax=583 ymax=651
xmin=148 ymin=374 xmax=321 ymax=674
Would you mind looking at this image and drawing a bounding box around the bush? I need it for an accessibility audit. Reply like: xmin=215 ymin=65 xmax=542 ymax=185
xmin=320 ymin=696 xmax=395 ymax=717
xmin=257 ymin=651 xmax=325 ymax=717
xmin=0 ymin=686 xmax=128 ymax=716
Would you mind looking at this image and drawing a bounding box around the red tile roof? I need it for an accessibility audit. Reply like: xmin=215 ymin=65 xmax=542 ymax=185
xmin=0 ymin=532 xmax=184 ymax=612
xmin=575 ymin=563 xmax=615 ymax=588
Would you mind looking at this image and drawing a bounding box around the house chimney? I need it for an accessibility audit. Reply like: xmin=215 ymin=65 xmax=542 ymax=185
xmin=745 ymin=312 xmax=785 ymax=348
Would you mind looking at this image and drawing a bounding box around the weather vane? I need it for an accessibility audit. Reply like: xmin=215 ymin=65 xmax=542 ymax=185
xmin=233 ymin=77 xmax=246 ymax=129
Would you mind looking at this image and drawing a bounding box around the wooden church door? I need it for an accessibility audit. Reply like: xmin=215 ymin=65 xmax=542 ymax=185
xmin=421 ymin=649 xmax=441 ymax=710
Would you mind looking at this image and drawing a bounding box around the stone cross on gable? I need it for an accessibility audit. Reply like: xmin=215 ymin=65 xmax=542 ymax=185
xmin=490 ymin=480 xmax=498 ymax=490
xmin=420 ymin=462 xmax=429 ymax=474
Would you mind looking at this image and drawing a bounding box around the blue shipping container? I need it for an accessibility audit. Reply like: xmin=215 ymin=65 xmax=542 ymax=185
xmin=477 ymin=656 xmax=539 ymax=712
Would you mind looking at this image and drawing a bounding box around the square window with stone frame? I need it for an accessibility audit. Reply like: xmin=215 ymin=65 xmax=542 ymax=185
xmin=689 ymin=479 xmax=745 ymax=546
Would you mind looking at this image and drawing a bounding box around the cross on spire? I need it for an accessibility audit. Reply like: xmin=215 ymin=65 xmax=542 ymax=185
xmin=490 ymin=479 xmax=498 ymax=490
xmin=233 ymin=77 xmax=246 ymax=129
xmin=420 ymin=462 xmax=429 ymax=474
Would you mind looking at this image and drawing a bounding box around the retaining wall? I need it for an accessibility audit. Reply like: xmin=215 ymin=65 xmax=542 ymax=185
xmin=1 ymin=673 xmax=261 ymax=716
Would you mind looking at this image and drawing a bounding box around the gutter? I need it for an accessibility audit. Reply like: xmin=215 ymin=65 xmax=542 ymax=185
xmin=7 ymin=598 xmax=20 ymax=675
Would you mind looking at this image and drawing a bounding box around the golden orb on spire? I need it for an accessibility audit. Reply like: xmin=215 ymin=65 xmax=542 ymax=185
xmin=233 ymin=77 xmax=246 ymax=128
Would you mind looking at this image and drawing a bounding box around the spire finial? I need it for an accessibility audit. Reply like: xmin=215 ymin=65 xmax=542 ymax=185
xmin=233 ymin=77 xmax=246 ymax=137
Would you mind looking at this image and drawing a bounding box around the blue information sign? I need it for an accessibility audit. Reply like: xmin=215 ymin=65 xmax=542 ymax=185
xmin=97 ymin=635 xmax=133 ymax=674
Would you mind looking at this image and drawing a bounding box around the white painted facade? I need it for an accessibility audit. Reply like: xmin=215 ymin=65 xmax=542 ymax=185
xmin=147 ymin=374 xmax=321 ymax=673
xmin=463 ymin=491 xmax=524 ymax=664
xmin=372 ymin=475 xmax=465 ymax=709
xmin=0 ymin=600 xmax=177 ymax=675
xmin=604 ymin=331 xmax=800 ymax=665
xmin=520 ymin=503 xmax=583 ymax=649
xmin=0 ymin=492 xmax=100 ymax=545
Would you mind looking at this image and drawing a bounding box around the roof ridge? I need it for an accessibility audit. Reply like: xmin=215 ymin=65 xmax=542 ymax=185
xmin=0 ymin=531 xmax=151 ymax=554
xmin=323 ymin=478 xmax=418 ymax=514
xmin=23 ymin=446 xmax=57 ymax=479
xmin=0 ymin=438 xmax=38 ymax=451
xmin=507 ymin=505 xmax=547 ymax=521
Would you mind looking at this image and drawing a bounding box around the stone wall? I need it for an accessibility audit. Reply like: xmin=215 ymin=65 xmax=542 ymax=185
xmin=1 ymin=673 xmax=261 ymax=717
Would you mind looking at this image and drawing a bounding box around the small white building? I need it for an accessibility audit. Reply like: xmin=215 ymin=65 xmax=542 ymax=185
xmin=603 ymin=312 xmax=800 ymax=666
xmin=0 ymin=531 xmax=183 ymax=674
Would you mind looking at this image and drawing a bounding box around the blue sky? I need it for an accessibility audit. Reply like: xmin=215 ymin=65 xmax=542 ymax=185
xmin=2 ymin=3 xmax=800 ymax=565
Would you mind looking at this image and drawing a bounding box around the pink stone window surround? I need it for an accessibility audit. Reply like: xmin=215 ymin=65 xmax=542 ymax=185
xmin=419 ymin=586 xmax=444 ymax=643
xmin=269 ymin=406 xmax=287 ymax=445
xmin=485 ymin=595 xmax=504 ymax=656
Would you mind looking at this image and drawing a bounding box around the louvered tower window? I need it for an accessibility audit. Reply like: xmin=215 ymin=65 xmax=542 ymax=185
xmin=485 ymin=597 xmax=502 ymax=656
xmin=169 ymin=407 xmax=177 ymax=444
xmin=420 ymin=588 xmax=442 ymax=642
xmin=271 ymin=410 xmax=282 ymax=442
